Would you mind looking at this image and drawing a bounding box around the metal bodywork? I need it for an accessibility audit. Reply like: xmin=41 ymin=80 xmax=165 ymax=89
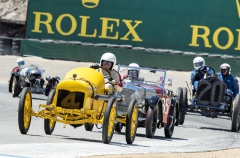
xmin=116 ymin=65 xmax=180 ymax=138
xmin=185 ymin=66 xmax=240 ymax=132
xmin=9 ymin=64 xmax=60 ymax=97
xmin=189 ymin=76 xmax=233 ymax=116
xmin=18 ymin=67 xmax=138 ymax=144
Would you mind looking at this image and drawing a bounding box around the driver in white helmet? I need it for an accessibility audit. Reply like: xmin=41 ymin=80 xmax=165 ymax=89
xmin=12 ymin=58 xmax=25 ymax=72
xmin=91 ymin=52 xmax=122 ymax=94
xmin=17 ymin=58 xmax=25 ymax=67
xmin=216 ymin=63 xmax=239 ymax=100
xmin=190 ymin=57 xmax=214 ymax=92
xmin=128 ymin=63 xmax=140 ymax=81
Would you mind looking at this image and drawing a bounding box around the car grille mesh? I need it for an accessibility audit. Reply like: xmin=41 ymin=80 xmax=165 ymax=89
xmin=56 ymin=89 xmax=85 ymax=109
xmin=116 ymin=88 xmax=135 ymax=113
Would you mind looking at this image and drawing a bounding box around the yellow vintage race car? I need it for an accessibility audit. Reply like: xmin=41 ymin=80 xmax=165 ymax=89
xmin=17 ymin=67 xmax=138 ymax=144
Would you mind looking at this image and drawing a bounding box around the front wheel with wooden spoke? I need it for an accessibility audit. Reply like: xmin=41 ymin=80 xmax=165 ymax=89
xmin=18 ymin=87 xmax=32 ymax=134
xmin=44 ymin=89 xmax=56 ymax=135
xmin=125 ymin=99 xmax=138 ymax=144
xmin=102 ymin=97 xmax=117 ymax=144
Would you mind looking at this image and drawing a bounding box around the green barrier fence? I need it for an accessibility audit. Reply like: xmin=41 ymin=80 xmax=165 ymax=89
xmin=20 ymin=40 xmax=240 ymax=76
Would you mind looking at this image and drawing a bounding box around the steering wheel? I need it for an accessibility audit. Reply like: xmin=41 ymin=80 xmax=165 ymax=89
xmin=197 ymin=65 xmax=215 ymax=76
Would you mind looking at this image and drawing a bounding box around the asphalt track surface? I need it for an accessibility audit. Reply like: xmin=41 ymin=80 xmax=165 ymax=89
xmin=0 ymin=56 xmax=240 ymax=157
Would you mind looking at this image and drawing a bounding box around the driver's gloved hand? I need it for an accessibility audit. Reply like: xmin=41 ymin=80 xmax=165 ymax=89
xmin=90 ymin=64 xmax=99 ymax=69
xmin=193 ymin=72 xmax=200 ymax=81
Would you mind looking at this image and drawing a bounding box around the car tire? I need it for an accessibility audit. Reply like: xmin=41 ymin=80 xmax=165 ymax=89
xmin=146 ymin=107 xmax=157 ymax=138
xmin=115 ymin=122 xmax=123 ymax=133
xmin=44 ymin=89 xmax=56 ymax=135
xmin=45 ymin=89 xmax=50 ymax=96
xmin=9 ymin=75 xmax=13 ymax=93
xmin=175 ymin=87 xmax=183 ymax=126
xmin=179 ymin=87 xmax=188 ymax=125
xmin=125 ymin=99 xmax=138 ymax=144
xmin=85 ymin=123 xmax=94 ymax=131
xmin=231 ymin=94 xmax=240 ymax=132
xmin=18 ymin=87 xmax=32 ymax=134
xmin=12 ymin=76 xmax=20 ymax=97
xmin=102 ymin=97 xmax=117 ymax=144
xmin=164 ymin=103 xmax=176 ymax=138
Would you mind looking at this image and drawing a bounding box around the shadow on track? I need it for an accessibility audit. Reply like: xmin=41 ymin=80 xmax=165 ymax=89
xmin=179 ymin=124 xmax=233 ymax=133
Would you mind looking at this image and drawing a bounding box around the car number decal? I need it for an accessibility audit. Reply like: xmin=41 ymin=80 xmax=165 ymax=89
xmin=61 ymin=93 xmax=80 ymax=109
xmin=197 ymin=80 xmax=225 ymax=106
xmin=161 ymin=98 xmax=170 ymax=114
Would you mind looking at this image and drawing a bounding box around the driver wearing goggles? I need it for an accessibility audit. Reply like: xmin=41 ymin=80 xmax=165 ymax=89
xmin=99 ymin=52 xmax=123 ymax=94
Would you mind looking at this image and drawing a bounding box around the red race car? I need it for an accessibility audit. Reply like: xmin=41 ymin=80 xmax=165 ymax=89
xmin=114 ymin=65 xmax=185 ymax=138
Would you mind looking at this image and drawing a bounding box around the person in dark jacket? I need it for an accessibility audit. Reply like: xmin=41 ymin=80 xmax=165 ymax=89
xmin=216 ymin=63 xmax=239 ymax=101
xmin=190 ymin=57 xmax=214 ymax=92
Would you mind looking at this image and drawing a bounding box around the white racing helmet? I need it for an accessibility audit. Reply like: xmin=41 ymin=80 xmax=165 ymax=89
xmin=193 ymin=57 xmax=205 ymax=70
xmin=220 ymin=63 xmax=231 ymax=74
xmin=128 ymin=63 xmax=140 ymax=69
xmin=100 ymin=52 xmax=116 ymax=70
xmin=16 ymin=58 xmax=25 ymax=66
xmin=128 ymin=63 xmax=140 ymax=79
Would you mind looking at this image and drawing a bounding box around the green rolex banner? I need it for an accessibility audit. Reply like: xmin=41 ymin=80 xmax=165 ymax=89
xmin=25 ymin=0 xmax=240 ymax=56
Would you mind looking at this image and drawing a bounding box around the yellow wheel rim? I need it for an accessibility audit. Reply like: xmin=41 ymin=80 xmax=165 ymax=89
xmin=23 ymin=92 xmax=31 ymax=129
xmin=131 ymin=104 xmax=138 ymax=138
xmin=108 ymin=105 xmax=116 ymax=137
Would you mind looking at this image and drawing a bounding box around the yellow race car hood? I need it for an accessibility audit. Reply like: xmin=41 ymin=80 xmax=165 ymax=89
xmin=63 ymin=67 xmax=105 ymax=94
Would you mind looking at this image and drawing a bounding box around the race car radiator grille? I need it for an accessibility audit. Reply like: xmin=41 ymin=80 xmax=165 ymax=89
xmin=56 ymin=89 xmax=85 ymax=109
xmin=116 ymin=88 xmax=135 ymax=113
xmin=196 ymin=79 xmax=226 ymax=106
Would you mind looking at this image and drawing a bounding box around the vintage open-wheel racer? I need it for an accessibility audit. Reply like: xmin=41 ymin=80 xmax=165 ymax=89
xmin=114 ymin=65 xmax=185 ymax=138
xmin=184 ymin=65 xmax=240 ymax=132
xmin=9 ymin=64 xmax=60 ymax=97
xmin=18 ymin=66 xmax=138 ymax=144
